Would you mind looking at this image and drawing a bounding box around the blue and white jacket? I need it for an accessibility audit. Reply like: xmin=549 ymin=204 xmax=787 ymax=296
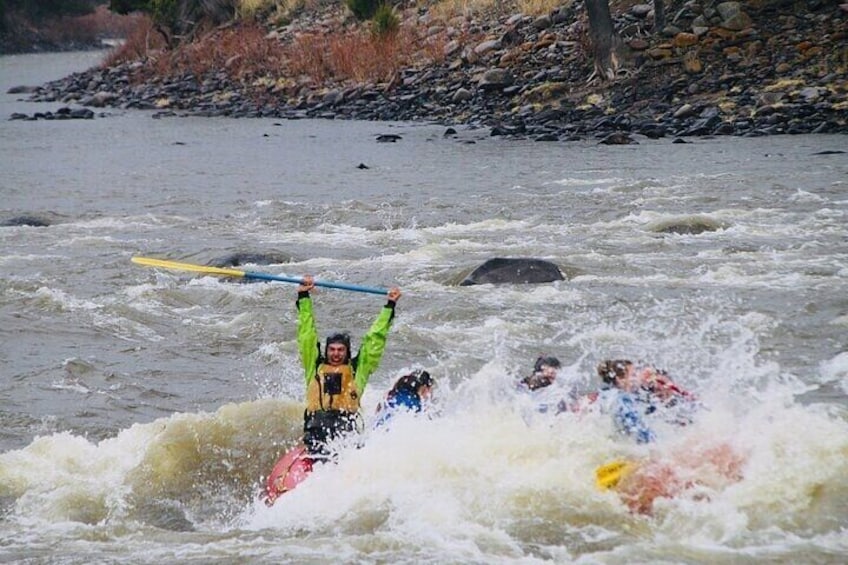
xmin=597 ymin=386 xmax=657 ymax=444
xmin=373 ymin=389 xmax=423 ymax=429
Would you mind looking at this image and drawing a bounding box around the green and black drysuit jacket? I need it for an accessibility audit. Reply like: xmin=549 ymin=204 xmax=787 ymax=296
xmin=295 ymin=292 xmax=395 ymax=456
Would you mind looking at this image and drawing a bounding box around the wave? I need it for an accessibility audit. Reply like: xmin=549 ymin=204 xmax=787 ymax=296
xmin=2 ymin=363 xmax=845 ymax=557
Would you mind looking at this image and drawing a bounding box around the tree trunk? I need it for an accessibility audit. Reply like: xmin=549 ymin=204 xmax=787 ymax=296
xmin=584 ymin=0 xmax=625 ymax=81
xmin=654 ymin=0 xmax=666 ymax=33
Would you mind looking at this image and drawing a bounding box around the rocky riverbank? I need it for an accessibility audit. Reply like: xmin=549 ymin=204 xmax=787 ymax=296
xmin=12 ymin=1 xmax=848 ymax=140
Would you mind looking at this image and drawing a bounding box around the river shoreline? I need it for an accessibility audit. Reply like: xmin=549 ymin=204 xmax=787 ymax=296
xmin=8 ymin=1 xmax=848 ymax=141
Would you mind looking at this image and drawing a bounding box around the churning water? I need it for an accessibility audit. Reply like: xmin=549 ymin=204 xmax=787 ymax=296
xmin=1 ymin=50 xmax=847 ymax=563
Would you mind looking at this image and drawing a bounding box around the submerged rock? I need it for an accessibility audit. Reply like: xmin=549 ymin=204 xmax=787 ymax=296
xmin=648 ymin=216 xmax=727 ymax=235
xmin=210 ymin=252 xmax=291 ymax=268
xmin=1 ymin=215 xmax=51 ymax=227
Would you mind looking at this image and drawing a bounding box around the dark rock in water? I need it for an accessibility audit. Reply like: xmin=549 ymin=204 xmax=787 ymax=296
xmin=637 ymin=123 xmax=667 ymax=138
xmin=534 ymin=133 xmax=559 ymax=142
xmin=357 ymin=162 xmax=370 ymax=169
xmin=599 ymin=132 xmax=637 ymax=145
xmin=8 ymin=107 xmax=93 ymax=121
xmin=376 ymin=134 xmax=402 ymax=142
xmin=811 ymin=150 xmax=845 ymax=155
xmin=211 ymin=252 xmax=291 ymax=268
xmin=7 ymin=85 xmax=40 ymax=94
xmin=648 ymin=216 xmax=726 ymax=235
xmin=459 ymin=258 xmax=565 ymax=286
xmin=68 ymin=108 xmax=94 ymax=119
xmin=1 ymin=215 xmax=50 ymax=227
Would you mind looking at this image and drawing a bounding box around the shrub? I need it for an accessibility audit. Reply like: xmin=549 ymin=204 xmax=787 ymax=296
xmin=236 ymin=0 xmax=274 ymax=20
xmin=109 ymin=0 xmax=149 ymax=15
xmin=150 ymin=0 xmax=179 ymax=30
xmin=109 ymin=0 xmax=178 ymax=30
xmin=101 ymin=12 xmax=165 ymax=67
xmin=345 ymin=0 xmax=381 ymax=21
xmin=370 ymin=2 xmax=398 ymax=39
xmin=281 ymin=23 xmax=447 ymax=86
xmin=127 ymin=22 xmax=284 ymax=82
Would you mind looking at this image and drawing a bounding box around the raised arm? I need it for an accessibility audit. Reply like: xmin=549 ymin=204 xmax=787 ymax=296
xmin=353 ymin=287 xmax=401 ymax=394
xmin=296 ymin=275 xmax=320 ymax=385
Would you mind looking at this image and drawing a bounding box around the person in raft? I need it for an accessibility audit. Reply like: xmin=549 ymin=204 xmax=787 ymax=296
xmin=598 ymin=359 xmax=698 ymax=423
xmin=373 ymin=369 xmax=435 ymax=429
xmin=296 ymin=274 xmax=401 ymax=462
xmin=516 ymin=355 xmax=574 ymax=415
xmin=592 ymin=359 xmax=698 ymax=443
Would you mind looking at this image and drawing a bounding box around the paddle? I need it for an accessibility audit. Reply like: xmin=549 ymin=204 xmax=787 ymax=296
xmin=131 ymin=256 xmax=390 ymax=295
xmin=595 ymin=459 xmax=635 ymax=490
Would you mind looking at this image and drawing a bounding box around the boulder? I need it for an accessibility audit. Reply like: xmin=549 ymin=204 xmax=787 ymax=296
xmin=647 ymin=216 xmax=727 ymax=235
xmin=1 ymin=215 xmax=51 ymax=227
xmin=459 ymin=257 xmax=565 ymax=286
xmin=210 ymin=252 xmax=292 ymax=268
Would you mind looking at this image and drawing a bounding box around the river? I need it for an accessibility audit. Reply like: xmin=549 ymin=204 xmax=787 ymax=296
xmin=1 ymin=50 xmax=847 ymax=564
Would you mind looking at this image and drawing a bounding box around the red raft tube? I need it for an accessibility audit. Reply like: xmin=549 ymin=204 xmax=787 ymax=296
xmin=263 ymin=443 xmax=314 ymax=506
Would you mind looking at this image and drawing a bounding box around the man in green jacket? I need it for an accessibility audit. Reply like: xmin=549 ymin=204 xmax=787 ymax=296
xmin=296 ymin=274 xmax=401 ymax=461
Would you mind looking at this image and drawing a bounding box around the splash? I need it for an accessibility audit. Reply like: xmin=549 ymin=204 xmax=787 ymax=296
xmin=238 ymin=331 xmax=848 ymax=560
xmin=0 ymin=399 xmax=304 ymax=528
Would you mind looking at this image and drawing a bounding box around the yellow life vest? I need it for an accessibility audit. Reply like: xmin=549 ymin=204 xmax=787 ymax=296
xmin=305 ymin=363 xmax=360 ymax=414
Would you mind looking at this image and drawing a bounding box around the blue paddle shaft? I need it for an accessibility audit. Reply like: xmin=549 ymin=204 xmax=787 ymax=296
xmin=243 ymin=271 xmax=389 ymax=296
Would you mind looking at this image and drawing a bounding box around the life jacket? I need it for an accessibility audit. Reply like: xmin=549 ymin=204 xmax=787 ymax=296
xmin=635 ymin=367 xmax=694 ymax=401
xmin=305 ymin=362 xmax=360 ymax=414
xmin=373 ymin=389 xmax=423 ymax=429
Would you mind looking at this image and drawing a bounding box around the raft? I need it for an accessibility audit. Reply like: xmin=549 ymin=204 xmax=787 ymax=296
xmin=264 ymin=443 xmax=313 ymax=506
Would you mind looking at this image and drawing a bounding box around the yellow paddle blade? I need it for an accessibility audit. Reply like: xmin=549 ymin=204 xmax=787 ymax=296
xmin=131 ymin=256 xmax=246 ymax=278
xmin=595 ymin=459 xmax=635 ymax=490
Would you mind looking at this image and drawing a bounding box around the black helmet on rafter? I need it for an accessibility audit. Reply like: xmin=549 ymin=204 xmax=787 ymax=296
xmin=534 ymin=356 xmax=561 ymax=373
xmin=409 ymin=369 xmax=433 ymax=389
xmin=325 ymin=332 xmax=352 ymax=362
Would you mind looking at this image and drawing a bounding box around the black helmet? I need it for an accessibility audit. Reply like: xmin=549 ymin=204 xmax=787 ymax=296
xmin=389 ymin=369 xmax=434 ymax=399
xmin=410 ymin=369 xmax=433 ymax=389
xmin=533 ymin=356 xmax=561 ymax=373
xmin=325 ymin=332 xmax=352 ymax=361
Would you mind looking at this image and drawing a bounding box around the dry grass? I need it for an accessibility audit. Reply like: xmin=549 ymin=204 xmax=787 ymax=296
xmin=103 ymin=21 xmax=283 ymax=82
xmin=426 ymin=0 xmax=505 ymax=22
xmin=236 ymin=0 xmax=276 ymax=19
xmin=104 ymin=18 xmax=447 ymax=92
xmin=283 ymin=25 xmax=447 ymax=85
xmin=158 ymin=23 xmax=285 ymax=80
xmin=424 ymin=0 xmax=565 ymax=21
xmin=426 ymin=0 xmax=633 ymax=21
xmin=515 ymin=0 xmax=571 ymax=17
xmin=99 ymin=2 xmax=454 ymax=95
xmin=101 ymin=16 xmax=167 ymax=67
xmin=256 ymin=0 xmax=338 ymax=25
